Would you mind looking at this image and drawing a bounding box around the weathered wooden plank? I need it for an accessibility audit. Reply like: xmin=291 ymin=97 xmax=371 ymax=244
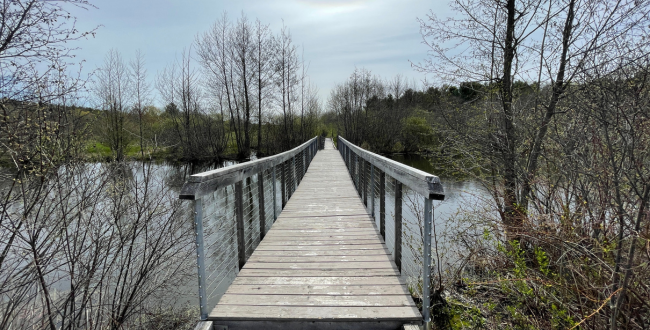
xmin=268 ymin=228 xmax=378 ymax=233
xmin=247 ymin=255 xmax=394 ymax=263
xmin=210 ymin=305 xmax=422 ymax=321
xmin=252 ymin=250 xmax=390 ymax=257
xmin=254 ymin=244 xmax=386 ymax=251
xmin=257 ymin=240 xmax=386 ymax=246
xmin=209 ymin=320 xmax=407 ymax=330
xmin=224 ymin=284 xmax=411 ymax=296
xmin=261 ymin=235 xmax=383 ymax=241
xmin=217 ymin=294 xmax=415 ymax=307
xmin=242 ymin=262 xmax=398 ymax=270
xmin=232 ymin=276 xmax=405 ymax=286
xmin=237 ymin=269 xmax=399 ymax=277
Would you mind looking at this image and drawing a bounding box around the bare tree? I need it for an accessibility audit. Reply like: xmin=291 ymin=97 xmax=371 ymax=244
xmin=415 ymin=0 xmax=650 ymax=231
xmin=273 ymin=23 xmax=300 ymax=150
xmin=130 ymin=50 xmax=152 ymax=159
xmin=94 ymin=49 xmax=131 ymax=161
xmin=251 ymin=18 xmax=273 ymax=153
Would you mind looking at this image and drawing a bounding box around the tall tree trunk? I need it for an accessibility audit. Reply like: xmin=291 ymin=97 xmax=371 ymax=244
xmin=520 ymin=0 xmax=574 ymax=213
xmin=500 ymin=0 xmax=519 ymax=231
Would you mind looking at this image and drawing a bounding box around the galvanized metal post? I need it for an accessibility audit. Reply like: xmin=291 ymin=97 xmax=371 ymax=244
xmin=352 ymin=154 xmax=357 ymax=189
xmin=235 ymin=181 xmax=246 ymax=269
xmin=292 ymin=156 xmax=297 ymax=194
xmin=258 ymin=171 xmax=266 ymax=240
xmin=394 ymin=180 xmax=402 ymax=273
xmin=362 ymin=159 xmax=368 ymax=206
xmin=380 ymin=171 xmax=386 ymax=240
xmin=370 ymin=164 xmax=375 ymax=217
xmin=272 ymin=166 xmax=277 ymax=220
xmin=281 ymin=161 xmax=286 ymax=208
xmin=193 ymin=199 xmax=208 ymax=320
xmin=357 ymin=156 xmax=361 ymax=196
xmin=423 ymin=198 xmax=433 ymax=323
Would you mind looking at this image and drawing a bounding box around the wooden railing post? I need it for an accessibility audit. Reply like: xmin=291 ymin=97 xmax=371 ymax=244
xmin=394 ymin=179 xmax=402 ymax=273
xmin=258 ymin=171 xmax=266 ymax=240
xmin=193 ymin=199 xmax=208 ymax=320
xmin=380 ymin=171 xmax=386 ymax=240
xmin=235 ymin=181 xmax=246 ymax=269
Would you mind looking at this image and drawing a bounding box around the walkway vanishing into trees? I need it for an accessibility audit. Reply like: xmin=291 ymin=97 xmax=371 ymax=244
xmin=180 ymin=138 xmax=444 ymax=330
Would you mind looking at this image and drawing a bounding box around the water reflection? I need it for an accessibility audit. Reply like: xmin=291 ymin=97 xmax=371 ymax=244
xmin=384 ymin=153 xmax=492 ymax=283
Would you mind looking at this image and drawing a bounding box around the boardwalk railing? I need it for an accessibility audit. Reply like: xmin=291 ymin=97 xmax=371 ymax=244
xmin=179 ymin=136 xmax=324 ymax=320
xmin=337 ymin=136 xmax=445 ymax=323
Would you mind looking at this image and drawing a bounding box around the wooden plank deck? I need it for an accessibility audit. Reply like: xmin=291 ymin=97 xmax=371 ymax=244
xmin=209 ymin=139 xmax=422 ymax=330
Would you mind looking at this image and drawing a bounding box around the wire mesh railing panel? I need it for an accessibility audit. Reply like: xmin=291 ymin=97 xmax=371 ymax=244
xmin=243 ymin=176 xmax=261 ymax=259
xmin=263 ymin=169 xmax=275 ymax=233
xmin=402 ymin=187 xmax=426 ymax=288
xmin=353 ymin=155 xmax=360 ymax=191
xmin=274 ymin=168 xmax=282 ymax=218
xmin=372 ymin=169 xmax=382 ymax=230
xmin=201 ymin=184 xmax=238 ymax=310
xmin=384 ymin=175 xmax=397 ymax=256
xmin=297 ymin=151 xmax=305 ymax=184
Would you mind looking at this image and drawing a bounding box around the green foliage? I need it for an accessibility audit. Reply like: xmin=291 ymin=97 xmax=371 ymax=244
xmin=85 ymin=141 xmax=113 ymax=160
xmin=392 ymin=141 xmax=405 ymax=153
xmin=403 ymin=115 xmax=435 ymax=152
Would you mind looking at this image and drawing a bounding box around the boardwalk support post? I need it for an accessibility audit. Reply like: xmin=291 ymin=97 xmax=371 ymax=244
xmin=380 ymin=171 xmax=386 ymax=240
xmin=272 ymin=166 xmax=277 ymax=220
xmin=292 ymin=156 xmax=297 ymax=195
xmin=281 ymin=161 xmax=286 ymax=208
xmin=423 ymin=197 xmax=433 ymax=323
xmin=394 ymin=179 xmax=402 ymax=273
xmin=370 ymin=164 xmax=375 ymax=217
xmin=258 ymin=171 xmax=266 ymax=240
xmin=362 ymin=160 xmax=367 ymax=205
xmin=235 ymin=181 xmax=246 ymax=269
xmin=193 ymin=199 xmax=208 ymax=320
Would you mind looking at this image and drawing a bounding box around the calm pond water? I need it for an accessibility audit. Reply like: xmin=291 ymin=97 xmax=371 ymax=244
xmin=0 ymin=150 xmax=491 ymax=313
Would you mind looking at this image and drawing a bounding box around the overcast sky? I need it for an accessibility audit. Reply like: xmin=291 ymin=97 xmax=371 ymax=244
xmin=69 ymin=0 xmax=449 ymax=107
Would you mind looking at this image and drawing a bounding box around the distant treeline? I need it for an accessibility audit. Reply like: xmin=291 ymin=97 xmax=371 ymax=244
xmin=325 ymin=69 xmax=542 ymax=155
xmin=88 ymin=12 xmax=321 ymax=163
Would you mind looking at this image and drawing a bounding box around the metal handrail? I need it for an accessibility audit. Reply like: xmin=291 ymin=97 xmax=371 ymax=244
xmin=179 ymin=135 xmax=323 ymax=320
xmin=337 ymin=136 xmax=445 ymax=324
xmin=180 ymin=136 xmax=322 ymax=200
xmin=337 ymin=137 xmax=444 ymax=200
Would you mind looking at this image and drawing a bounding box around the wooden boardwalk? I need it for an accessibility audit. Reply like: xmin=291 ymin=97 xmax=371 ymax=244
xmin=209 ymin=139 xmax=421 ymax=330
